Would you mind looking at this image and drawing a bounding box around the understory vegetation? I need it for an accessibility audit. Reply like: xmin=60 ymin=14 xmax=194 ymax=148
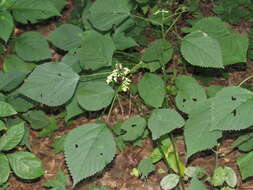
xmin=0 ymin=0 xmax=253 ymax=189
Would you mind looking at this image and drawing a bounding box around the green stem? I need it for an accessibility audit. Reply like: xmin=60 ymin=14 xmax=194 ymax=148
xmin=131 ymin=14 xmax=162 ymax=26
xmin=238 ymin=74 xmax=253 ymax=86
xmin=79 ymin=72 xmax=112 ymax=82
xmin=107 ymin=86 xmax=121 ymax=121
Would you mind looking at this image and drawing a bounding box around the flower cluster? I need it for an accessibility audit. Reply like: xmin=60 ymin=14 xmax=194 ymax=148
xmin=106 ymin=63 xmax=131 ymax=92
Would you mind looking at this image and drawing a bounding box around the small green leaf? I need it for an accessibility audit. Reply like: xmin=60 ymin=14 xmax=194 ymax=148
xmin=0 ymin=101 xmax=17 ymax=117
xmin=7 ymin=152 xmax=44 ymax=179
xmin=19 ymin=62 xmax=80 ymax=106
xmin=15 ymin=32 xmax=52 ymax=62
xmin=121 ymin=116 xmax=146 ymax=141
xmin=160 ymin=174 xmax=180 ymax=190
xmin=181 ymin=30 xmax=223 ymax=68
xmin=64 ymin=122 xmax=116 ymax=186
xmin=3 ymin=55 xmax=36 ymax=72
xmin=0 ymin=11 xmax=14 ymax=42
xmin=138 ymin=73 xmax=166 ymax=108
xmin=43 ymin=170 xmax=68 ymax=190
xmin=224 ymin=167 xmax=237 ymax=188
xmin=38 ymin=117 xmax=58 ymax=138
xmin=23 ymin=110 xmax=50 ymax=130
xmin=52 ymin=135 xmax=67 ymax=154
xmin=62 ymin=50 xmax=82 ymax=73
xmin=187 ymin=177 xmax=207 ymax=190
xmin=48 ymin=24 xmax=83 ymax=51
xmin=0 ymin=71 xmax=28 ymax=92
xmin=0 ymin=121 xmax=5 ymax=131
xmin=0 ymin=123 xmax=24 ymax=151
xmin=184 ymin=167 xmax=206 ymax=179
xmin=237 ymin=151 xmax=253 ymax=180
xmin=112 ymin=32 xmax=137 ymax=50
xmin=148 ymin=109 xmax=185 ymax=140
xmin=211 ymin=167 xmax=226 ymax=186
xmin=0 ymin=154 xmax=10 ymax=184
xmin=137 ymin=158 xmax=155 ymax=179
xmin=65 ymin=93 xmax=84 ymax=121
xmin=77 ymin=81 xmax=114 ymax=111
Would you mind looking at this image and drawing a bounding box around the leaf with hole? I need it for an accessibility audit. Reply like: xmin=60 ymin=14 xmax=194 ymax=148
xmin=64 ymin=122 xmax=116 ymax=186
xmin=121 ymin=116 xmax=146 ymax=141
xmin=19 ymin=62 xmax=79 ymax=106
xmin=175 ymin=76 xmax=207 ymax=113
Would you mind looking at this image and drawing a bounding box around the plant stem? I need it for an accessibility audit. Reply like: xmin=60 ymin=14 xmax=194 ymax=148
xmin=107 ymin=86 xmax=121 ymax=121
xmin=238 ymin=74 xmax=253 ymax=86
xmin=79 ymin=72 xmax=112 ymax=81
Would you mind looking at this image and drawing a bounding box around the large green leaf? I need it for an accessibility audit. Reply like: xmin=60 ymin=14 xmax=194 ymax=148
xmin=175 ymin=76 xmax=207 ymax=113
xmin=78 ymin=31 xmax=115 ymax=70
xmin=192 ymin=17 xmax=249 ymax=66
xmin=0 ymin=154 xmax=10 ymax=184
xmin=15 ymin=32 xmax=52 ymax=62
xmin=11 ymin=0 xmax=60 ymax=24
xmin=184 ymin=99 xmax=222 ymax=158
xmin=0 ymin=123 xmax=24 ymax=151
xmin=210 ymin=87 xmax=253 ymax=131
xmin=64 ymin=122 xmax=116 ymax=186
xmin=0 ymin=101 xmax=17 ymax=117
xmin=77 ymin=81 xmax=114 ymax=111
xmin=237 ymin=151 xmax=253 ymax=180
xmin=148 ymin=109 xmax=185 ymax=140
xmin=0 ymin=71 xmax=28 ymax=92
xmin=7 ymin=152 xmax=44 ymax=179
xmin=48 ymin=24 xmax=83 ymax=51
xmin=138 ymin=73 xmax=166 ymax=108
xmin=121 ymin=116 xmax=146 ymax=141
xmin=87 ymin=0 xmax=132 ymax=31
xmin=3 ymin=55 xmax=36 ymax=72
xmin=19 ymin=62 xmax=80 ymax=106
xmin=0 ymin=11 xmax=14 ymax=42
xmin=181 ymin=30 xmax=223 ymax=68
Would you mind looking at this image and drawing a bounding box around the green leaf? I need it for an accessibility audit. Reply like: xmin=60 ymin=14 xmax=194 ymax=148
xmin=0 ymin=123 xmax=24 ymax=151
xmin=0 ymin=120 xmax=5 ymax=131
xmin=184 ymin=167 xmax=206 ymax=179
xmin=181 ymin=30 xmax=223 ymax=68
xmin=224 ymin=167 xmax=237 ymax=188
xmin=138 ymin=73 xmax=166 ymax=108
xmin=206 ymin=85 xmax=223 ymax=98
xmin=160 ymin=174 xmax=180 ymax=190
xmin=210 ymin=87 xmax=253 ymax=131
xmin=48 ymin=24 xmax=83 ymax=51
xmin=137 ymin=158 xmax=155 ymax=179
xmin=211 ymin=167 xmax=226 ymax=186
xmin=187 ymin=177 xmax=207 ymax=190
xmin=3 ymin=55 xmax=36 ymax=72
xmin=175 ymin=76 xmax=207 ymax=113
xmin=23 ymin=110 xmax=50 ymax=130
xmin=51 ymin=0 xmax=67 ymax=11
xmin=0 ymin=154 xmax=10 ymax=184
xmin=148 ymin=109 xmax=185 ymax=140
xmin=11 ymin=0 xmax=60 ymax=24
xmin=121 ymin=116 xmax=146 ymax=141
xmin=112 ymin=32 xmax=137 ymax=50
xmin=52 ymin=135 xmax=67 ymax=154
xmin=7 ymin=152 xmax=44 ymax=179
xmin=19 ymin=62 xmax=79 ymax=106
xmin=64 ymin=122 xmax=116 ymax=186
xmin=78 ymin=31 xmax=115 ymax=70
xmin=184 ymin=99 xmax=222 ymax=158
xmin=87 ymin=0 xmax=132 ymax=31
xmin=65 ymin=93 xmax=84 ymax=121
xmin=77 ymin=81 xmax=114 ymax=111
xmin=0 ymin=71 xmax=28 ymax=92
xmin=62 ymin=50 xmax=82 ymax=73
xmin=38 ymin=117 xmax=57 ymax=138
xmin=191 ymin=17 xmax=249 ymax=66
xmin=15 ymin=32 xmax=52 ymax=62
xmin=0 ymin=101 xmax=17 ymax=117
xmin=237 ymin=151 xmax=253 ymax=180
xmin=43 ymin=170 xmax=68 ymax=190
xmin=0 ymin=11 xmax=14 ymax=42
xmin=143 ymin=39 xmax=173 ymax=66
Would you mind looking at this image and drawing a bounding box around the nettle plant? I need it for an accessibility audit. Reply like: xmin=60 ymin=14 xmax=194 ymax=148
xmin=0 ymin=0 xmax=253 ymax=189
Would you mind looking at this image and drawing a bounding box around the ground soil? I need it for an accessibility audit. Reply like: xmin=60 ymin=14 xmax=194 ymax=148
xmin=1 ymin=1 xmax=253 ymax=190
